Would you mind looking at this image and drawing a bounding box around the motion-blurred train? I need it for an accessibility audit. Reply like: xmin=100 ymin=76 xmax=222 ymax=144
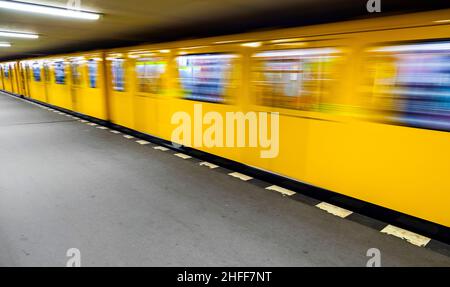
xmin=1 ymin=9 xmax=449 ymax=227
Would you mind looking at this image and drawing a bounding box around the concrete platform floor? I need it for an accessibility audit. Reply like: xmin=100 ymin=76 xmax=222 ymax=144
xmin=0 ymin=92 xmax=449 ymax=267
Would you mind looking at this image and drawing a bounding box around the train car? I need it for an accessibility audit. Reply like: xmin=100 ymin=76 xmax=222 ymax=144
xmin=19 ymin=51 xmax=108 ymax=120
xmin=0 ymin=65 xmax=3 ymax=90
xmin=103 ymin=10 xmax=450 ymax=227
xmin=0 ymin=61 xmax=20 ymax=94
xmin=2 ymin=9 xmax=450 ymax=227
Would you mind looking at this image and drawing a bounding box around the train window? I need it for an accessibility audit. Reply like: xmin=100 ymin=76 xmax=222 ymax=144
xmin=54 ymin=61 xmax=65 ymax=84
xmin=32 ymin=62 xmax=41 ymax=82
xmin=4 ymin=65 xmax=9 ymax=78
xmin=365 ymin=41 xmax=450 ymax=131
xmin=176 ymin=53 xmax=236 ymax=103
xmin=136 ymin=57 xmax=166 ymax=94
xmin=112 ymin=59 xmax=125 ymax=91
xmin=252 ymin=48 xmax=341 ymax=111
xmin=88 ymin=59 xmax=97 ymax=88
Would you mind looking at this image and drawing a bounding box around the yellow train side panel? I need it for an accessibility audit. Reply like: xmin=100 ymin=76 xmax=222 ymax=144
xmin=0 ymin=67 xmax=4 ymax=90
xmin=28 ymin=71 xmax=47 ymax=102
xmin=107 ymin=59 xmax=135 ymax=128
xmin=72 ymin=56 xmax=108 ymax=120
xmin=46 ymin=63 xmax=73 ymax=110
xmin=3 ymin=65 xmax=14 ymax=93
xmin=305 ymin=120 xmax=450 ymax=227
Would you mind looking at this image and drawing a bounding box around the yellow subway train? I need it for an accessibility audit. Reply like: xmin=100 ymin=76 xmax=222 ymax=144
xmin=1 ymin=9 xmax=450 ymax=227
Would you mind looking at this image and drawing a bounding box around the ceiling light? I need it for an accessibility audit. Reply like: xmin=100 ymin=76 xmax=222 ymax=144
xmin=0 ymin=0 xmax=100 ymax=20
xmin=0 ymin=42 xmax=11 ymax=47
xmin=0 ymin=30 xmax=38 ymax=39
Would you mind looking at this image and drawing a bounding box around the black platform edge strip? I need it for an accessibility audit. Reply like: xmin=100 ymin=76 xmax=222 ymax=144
xmin=3 ymin=91 xmax=450 ymax=253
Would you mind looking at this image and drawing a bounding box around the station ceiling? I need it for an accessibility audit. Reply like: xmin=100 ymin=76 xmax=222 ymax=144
xmin=0 ymin=0 xmax=449 ymax=60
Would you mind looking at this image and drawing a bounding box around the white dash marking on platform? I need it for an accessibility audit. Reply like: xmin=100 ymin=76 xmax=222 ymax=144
xmin=136 ymin=140 xmax=150 ymax=145
xmin=316 ymin=202 xmax=353 ymax=218
xmin=123 ymin=135 xmax=134 ymax=139
xmin=174 ymin=153 xmax=191 ymax=159
xmin=154 ymin=146 xmax=169 ymax=151
xmin=110 ymin=130 xmax=120 ymax=134
xmin=199 ymin=162 xmax=219 ymax=169
xmin=79 ymin=120 xmax=88 ymax=123
xmin=266 ymin=185 xmax=296 ymax=196
xmin=96 ymin=126 xmax=108 ymax=130
xmin=88 ymin=123 xmax=98 ymax=126
xmin=228 ymin=172 xmax=253 ymax=181
xmin=381 ymin=225 xmax=431 ymax=247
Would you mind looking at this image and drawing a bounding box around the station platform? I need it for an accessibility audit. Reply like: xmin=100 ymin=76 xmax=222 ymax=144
xmin=0 ymin=92 xmax=449 ymax=267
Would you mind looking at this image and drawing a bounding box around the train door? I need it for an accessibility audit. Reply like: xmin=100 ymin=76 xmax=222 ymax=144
xmin=19 ymin=64 xmax=25 ymax=96
xmin=80 ymin=56 xmax=108 ymax=120
xmin=5 ymin=64 xmax=13 ymax=93
xmin=11 ymin=64 xmax=20 ymax=94
xmin=107 ymin=57 xmax=135 ymax=128
xmin=21 ymin=64 xmax=30 ymax=97
xmin=43 ymin=63 xmax=50 ymax=102
xmin=0 ymin=66 xmax=4 ymax=90
xmin=132 ymin=51 xmax=170 ymax=137
xmin=26 ymin=64 xmax=32 ymax=98
xmin=8 ymin=64 xmax=14 ymax=93
xmin=70 ymin=61 xmax=82 ymax=112
xmin=4 ymin=65 xmax=9 ymax=92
